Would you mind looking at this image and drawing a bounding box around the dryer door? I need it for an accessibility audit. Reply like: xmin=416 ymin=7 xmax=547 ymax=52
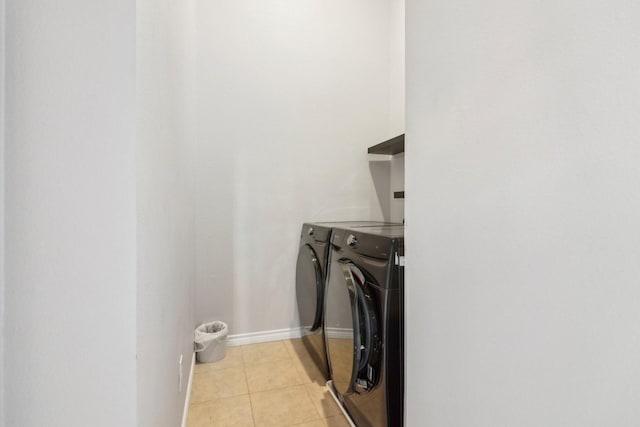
xmin=296 ymin=244 xmax=324 ymax=333
xmin=325 ymin=260 xmax=380 ymax=397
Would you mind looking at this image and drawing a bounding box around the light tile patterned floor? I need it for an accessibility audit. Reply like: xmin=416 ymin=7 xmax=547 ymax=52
xmin=187 ymin=339 xmax=350 ymax=427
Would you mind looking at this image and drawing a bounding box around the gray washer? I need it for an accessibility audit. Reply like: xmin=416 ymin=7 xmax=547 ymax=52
xmin=324 ymin=225 xmax=405 ymax=427
xmin=295 ymin=222 xmax=400 ymax=381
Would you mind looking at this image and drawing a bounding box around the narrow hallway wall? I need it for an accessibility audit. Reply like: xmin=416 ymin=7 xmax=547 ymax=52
xmin=136 ymin=0 xmax=197 ymax=426
xmin=406 ymin=0 xmax=640 ymax=425
xmin=0 ymin=0 xmax=6 ymax=422
xmin=388 ymin=0 xmax=405 ymax=137
xmin=3 ymin=1 xmax=137 ymax=426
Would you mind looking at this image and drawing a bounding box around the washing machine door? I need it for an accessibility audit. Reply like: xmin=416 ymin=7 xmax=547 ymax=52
xmin=296 ymin=244 xmax=324 ymax=332
xmin=326 ymin=260 xmax=380 ymax=396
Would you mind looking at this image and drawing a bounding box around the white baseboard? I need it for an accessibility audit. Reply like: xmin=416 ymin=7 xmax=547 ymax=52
xmin=228 ymin=327 xmax=303 ymax=347
xmin=180 ymin=353 xmax=196 ymax=427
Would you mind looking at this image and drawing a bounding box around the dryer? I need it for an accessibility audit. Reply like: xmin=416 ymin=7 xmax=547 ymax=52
xmin=324 ymin=225 xmax=404 ymax=427
xmin=295 ymin=221 xmax=398 ymax=382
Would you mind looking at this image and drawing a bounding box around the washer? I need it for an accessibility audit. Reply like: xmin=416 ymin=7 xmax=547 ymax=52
xmin=295 ymin=222 xmax=399 ymax=381
xmin=324 ymin=225 xmax=404 ymax=427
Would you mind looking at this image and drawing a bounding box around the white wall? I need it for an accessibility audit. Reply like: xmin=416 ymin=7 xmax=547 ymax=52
xmin=388 ymin=0 xmax=405 ymax=224
xmin=3 ymin=1 xmax=137 ymax=426
xmin=136 ymin=0 xmax=197 ymax=426
xmin=194 ymin=0 xmax=396 ymax=333
xmin=406 ymin=1 xmax=640 ymax=425
xmin=0 ymin=0 xmax=5 ymax=423
xmin=388 ymin=0 xmax=405 ymax=137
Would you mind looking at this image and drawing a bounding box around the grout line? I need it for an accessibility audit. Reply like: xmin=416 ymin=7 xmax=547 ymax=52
xmin=248 ymin=382 xmax=307 ymax=395
xmin=244 ymin=356 xmax=293 ymax=369
xmin=240 ymin=340 xmax=290 ymax=365
xmin=190 ymin=339 xmax=318 ymax=426
xmin=189 ymin=391 xmax=251 ymax=406
xmin=245 ymin=350 xmax=305 ymax=395
xmin=301 ymin=381 xmax=324 ymax=423
xmin=282 ymin=339 xmax=298 ymax=359
xmin=242 ymin=346 xmax=257 ymax=427
xmin=291 ymin=360 xmax=309 ymax=384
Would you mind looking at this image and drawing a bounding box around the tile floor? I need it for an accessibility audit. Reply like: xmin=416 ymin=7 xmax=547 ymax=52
xmin=187 ymin=339 xmax=350 ymax=427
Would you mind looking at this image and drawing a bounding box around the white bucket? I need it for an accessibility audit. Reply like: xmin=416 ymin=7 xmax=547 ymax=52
xmin=194 ymin=321 xmax=228 ymax=363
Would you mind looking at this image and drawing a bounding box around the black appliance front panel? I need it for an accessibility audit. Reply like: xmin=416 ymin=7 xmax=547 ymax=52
xmin=296 ymin=244 xmax=324 ymax=332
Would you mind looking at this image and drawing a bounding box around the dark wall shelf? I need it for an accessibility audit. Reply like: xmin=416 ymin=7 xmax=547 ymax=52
xmin=368 ymin=134 xmax=405 ymax=155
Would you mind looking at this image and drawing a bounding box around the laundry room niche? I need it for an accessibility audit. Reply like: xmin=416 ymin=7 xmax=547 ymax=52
xmin=368 ymin=134 xmax=405 ymax=223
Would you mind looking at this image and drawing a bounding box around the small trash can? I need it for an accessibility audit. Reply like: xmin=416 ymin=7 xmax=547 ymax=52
xmin=194 ymin=321 xmax=228 ymax=363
